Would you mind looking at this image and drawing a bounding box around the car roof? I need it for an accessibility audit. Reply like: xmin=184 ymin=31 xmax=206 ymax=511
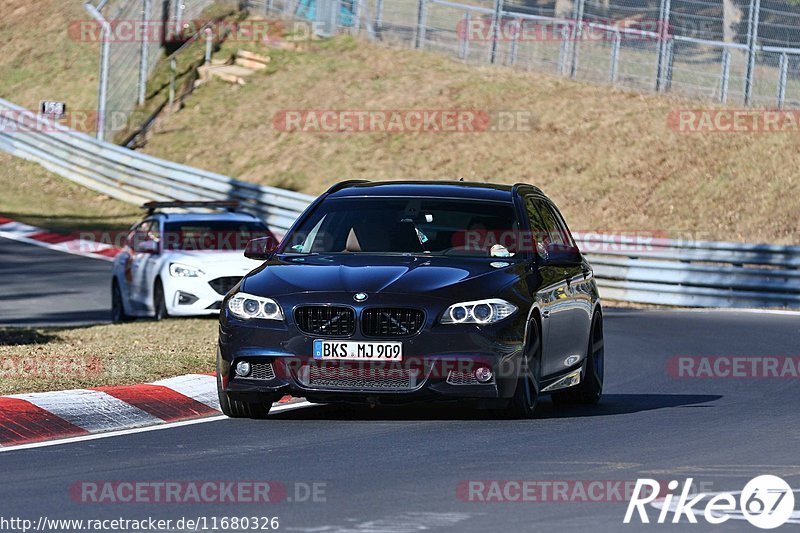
xmin=148 ymin=211 xmax=264 ymax=223
xmin=326 ymin=180 xmax=534 ymax=202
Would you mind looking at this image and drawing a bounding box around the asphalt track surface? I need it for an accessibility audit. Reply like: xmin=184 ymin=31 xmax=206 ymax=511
xmin=0 ymin=237 xmax=112 ymax=326
xmin=1 ymin=238 xmax=799 ymax=531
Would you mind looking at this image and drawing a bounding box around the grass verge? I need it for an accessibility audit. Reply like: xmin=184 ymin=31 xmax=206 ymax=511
xmin=139 ymin=35 xmax=800 ymax=244
xmin=0 ymin=319 xmax=217 ymax=395
xmin=0 ymin=153 xmax=141 ymax=233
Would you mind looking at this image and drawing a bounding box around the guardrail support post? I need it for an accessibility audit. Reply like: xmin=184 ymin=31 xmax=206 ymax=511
xmin=85 ymin=2 xmax=111 ymax=142
xmin=609 ymin=30 xmax=620 ymax=84
xmin=169 ymin=58 xmax=177 ymax=105
xmin=204 ymin=28 xmax=213 ymax=64
xmin=777 ymin=52 xmax=788 ymax=108
xmin=138 ymin=0 xmax=152 ymax=106
xmin=569 ymin=0 xmax=585 ymax=78
xmin=719 ymin=48 xmax=731 ymax=103
xmin=744 ymin=0 xmax=761 ymax=106
xmin=415 ymin=0 xmax=428 ymax=49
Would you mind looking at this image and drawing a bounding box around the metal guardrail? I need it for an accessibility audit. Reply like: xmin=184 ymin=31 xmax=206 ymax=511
xmin=574 ymin=233 xmax=800 ymax=309
xmin=0 ymin=98 xmax=313 ymax=234
xmin=2 ymin=95 xmax=799 ymax=308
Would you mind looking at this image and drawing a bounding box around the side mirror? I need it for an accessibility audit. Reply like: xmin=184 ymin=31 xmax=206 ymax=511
xmin=245 ymin=236 xmax=279 ymax=260
xmin=539 ymin=242 xmax=581 ymax=266
xmin=134 ymin=240 xmax=159 ymax=254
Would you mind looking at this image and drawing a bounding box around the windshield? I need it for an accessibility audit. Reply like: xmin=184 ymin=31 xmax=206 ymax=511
xmin=162 ymin=220 xmax=272 ymax=251
xmin=284 ymin=197 xmax=520 ymax=258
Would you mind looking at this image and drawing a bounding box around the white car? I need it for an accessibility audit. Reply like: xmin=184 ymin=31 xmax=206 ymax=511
xmin=111 ymin=202 xmax=273 ymax=322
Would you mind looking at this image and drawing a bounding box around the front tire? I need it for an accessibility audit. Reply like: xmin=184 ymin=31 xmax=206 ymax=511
xmin=216 ymin=367 xmax=273 ymax=419
xmin=552 ymin=310 xmax=604 ymax=405
xmin=505 ymin=319 xmax=541 ymax=419
xmin=111 ymin=279 xmax=131 ymax=324
xmin=153 ymin=280 xmax=169 ymax=321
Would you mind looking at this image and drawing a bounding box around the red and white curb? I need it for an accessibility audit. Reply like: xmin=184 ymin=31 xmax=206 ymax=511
xmin=0 ymin=216 xmax=121 ymax=261
xmin=0 ymin=374 xmax=300 ymax=449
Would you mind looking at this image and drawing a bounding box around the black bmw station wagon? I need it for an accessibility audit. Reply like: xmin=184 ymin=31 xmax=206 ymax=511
xmin=217 ymin=181 xmax=604 ymax=419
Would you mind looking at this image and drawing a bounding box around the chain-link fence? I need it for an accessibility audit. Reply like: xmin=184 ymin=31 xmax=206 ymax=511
xmin=280 ymin=0 xmax=800 ymax=109
xmin=89 ymin=0 xmax=800 ymax=141
xmin=85 ymin=0 xmax=218 ymax=141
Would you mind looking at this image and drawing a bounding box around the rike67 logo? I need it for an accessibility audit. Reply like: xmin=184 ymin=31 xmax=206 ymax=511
xmin=624 ymin=475 xmax=797 ymax=529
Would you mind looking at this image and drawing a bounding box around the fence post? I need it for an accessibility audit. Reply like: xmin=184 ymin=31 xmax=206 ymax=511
xmin=489 ymin=0 xmax=504 ymax=64
xmin=777 ymin=52 xmax=788 ymax=108
xmin=558 ymin=24 xmax=569 ymax=75
xmin=353 ymin=0 xmax=362 ymax=32
xmin=174 ymin=0 xmax=183 ymax=37
xmin=415 ymin=0 xmax=427 ymax=49
xmin=507 ymin=17 xmax=521 ymax=65
xmin=138 ymin=0 xmax=152 ymax=106
xmin=664 ymin=38 xmax=674 ymax=91
xmin=744 ymin=0 xmax=761 ymax=105
xmin=569 ymin=0 xmax=585 ymax=78
xmin=459 ymin=11 xmax=471 ymax=60
xmin=375 ymin=0 xmax=383 ymax=31
xmin=719 ymin=48 xmax=731 ymax=103
xmin=655 ymin=0 xmax=671 ymax=92
xmin=85 ymin=3 xmax=110 ymax=142
xmin=609 ymin=29 xmax=620 ymax=84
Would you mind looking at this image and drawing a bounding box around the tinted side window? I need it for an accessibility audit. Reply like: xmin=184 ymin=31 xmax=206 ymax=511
xmin=524 ymin=197 xmax=548 ymax=245
xmin=543 ymin=202 xmax=576 ymax=248
xmin=526 ymin=197 xmax=565 ymax=246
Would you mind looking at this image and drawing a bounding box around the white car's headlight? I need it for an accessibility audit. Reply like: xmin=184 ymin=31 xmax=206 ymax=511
xmin=441 ymin=298 xmax=517 ymax=324
xmin=169 ymin=263 xmax=205 ymax=278
xmin=228 ymin=293 xmax=284 ymax=321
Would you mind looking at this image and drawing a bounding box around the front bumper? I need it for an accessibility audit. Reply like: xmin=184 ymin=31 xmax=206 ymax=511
xmin=218 ymin=294 xmax=529 ymax=404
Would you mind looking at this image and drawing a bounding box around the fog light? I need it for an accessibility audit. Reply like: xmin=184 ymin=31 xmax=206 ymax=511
xmin=474 ymin=366 xmax=494 ymax=383
xmin=235 ymin=361 xmax=252 ymax=377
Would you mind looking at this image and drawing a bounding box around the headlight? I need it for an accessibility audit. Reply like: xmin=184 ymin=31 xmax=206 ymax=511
xmin=441 ymin=298 xmax=517 ymax=324
xmin=169 ymin=263 xmax=204 ymax=278
xmin=227 ymin=293 xmax=284 ymax=321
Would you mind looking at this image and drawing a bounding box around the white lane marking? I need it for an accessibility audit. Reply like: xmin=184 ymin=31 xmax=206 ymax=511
xmin=8 ymin=389 xmax=162 ymax=432
xmin=285 ymin=512 xmax=474 ymax=533
xmin=0 ymin=401 xmax=314 ymax=453
xmin=153 ymin=374 xmax=221 ymax=410
xmin=0 ymin=222 xmax=40 ymax=235
xmin=0 ymin=232 xmax=114 ymax=262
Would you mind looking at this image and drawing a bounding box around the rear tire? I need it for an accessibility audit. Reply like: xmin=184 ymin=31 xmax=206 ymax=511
xmin=111 ymin=279 xmax=131 ymax=324
xmin=504 ymin=319 xmax=541 ymax=419
xmin=216 ymin=368 xmax=273 ymax=419
xmin=153 ymin=280 xmax=169 ymax=321
xmin=551 ymin=310 xmax=604 ymax=405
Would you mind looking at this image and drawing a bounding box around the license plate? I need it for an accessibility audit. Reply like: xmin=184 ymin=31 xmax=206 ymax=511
xmin=313 ymin=340 xmax=403 ymax=361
